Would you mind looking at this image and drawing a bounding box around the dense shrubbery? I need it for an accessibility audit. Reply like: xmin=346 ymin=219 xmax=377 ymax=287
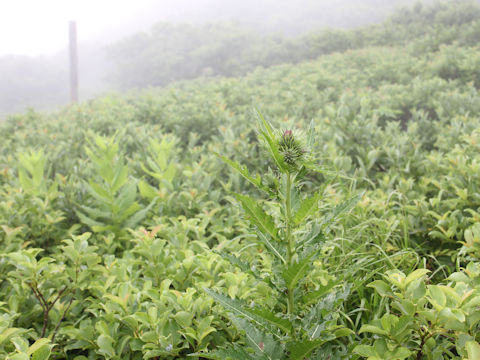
xmin=2 ymin=1 xmax=480 ymax=359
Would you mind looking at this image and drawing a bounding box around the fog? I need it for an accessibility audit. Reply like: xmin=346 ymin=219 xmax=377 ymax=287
xmin=0 ymin=0 xmax=437 ymax=116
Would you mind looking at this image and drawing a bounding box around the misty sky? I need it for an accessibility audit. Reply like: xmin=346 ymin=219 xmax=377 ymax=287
xmin=1 ymin=0 xmax=424 ymax=57
xmin=0 ymin=0 xmax=195 ymax=56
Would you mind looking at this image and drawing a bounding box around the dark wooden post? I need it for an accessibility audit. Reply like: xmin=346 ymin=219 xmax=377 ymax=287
xmin=69 ymin=21 xmax=78 ymax=103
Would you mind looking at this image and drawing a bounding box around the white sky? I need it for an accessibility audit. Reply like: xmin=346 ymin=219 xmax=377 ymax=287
xmin=0 ymin=0 xmax=160 ymax=56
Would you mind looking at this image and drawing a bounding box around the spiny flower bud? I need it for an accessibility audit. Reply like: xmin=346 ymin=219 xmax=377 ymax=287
xmin=278 ymin=129 xmax=305 ymax=171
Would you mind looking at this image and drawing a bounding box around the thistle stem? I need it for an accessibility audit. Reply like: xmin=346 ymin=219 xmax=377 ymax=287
xmin=285 ymin=172 xmax=295 ymax=318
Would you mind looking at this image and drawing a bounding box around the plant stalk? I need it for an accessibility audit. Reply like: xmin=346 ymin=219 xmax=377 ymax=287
xmin=285 ymin=172 xmax=295 ymax=317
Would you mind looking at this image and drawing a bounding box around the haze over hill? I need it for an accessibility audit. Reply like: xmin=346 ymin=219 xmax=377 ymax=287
xmin=0 ymin=0 xmax=461 ymax=117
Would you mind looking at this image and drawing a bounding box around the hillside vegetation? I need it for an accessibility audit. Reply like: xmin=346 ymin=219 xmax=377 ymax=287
xmin=2 ymin=1 xmax=480 ymax=359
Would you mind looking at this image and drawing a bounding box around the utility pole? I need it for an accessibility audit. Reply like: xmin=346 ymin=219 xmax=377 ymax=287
xmin=69 ymin=21 xmax=78 ymax=103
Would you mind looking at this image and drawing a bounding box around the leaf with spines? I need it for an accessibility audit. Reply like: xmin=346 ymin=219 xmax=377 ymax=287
xmin=204 ymin=288 xmax=292 ymax=335
xmin=216 ymin=153 xmax=272 ymax=195
xmin=189 ymin=345 xmax=254 ymax=359
xmin=235 ymin=193 xmax=278 ymax=239
xmin=283 ymin=254 xmax=314 ymax=291
xmin=231 ymin=316 xmax=286 ymax=360
xmin=303 ymin=278 xmax=339 ymax=305
xmin=257 ymin=231 xmax=286 ymax=264
xmin=288 ymin=338 xmax=329 ymax=360
xmin=256 ymin=110 xmax=288 ymax=173
xmin=293 ymin=193 xmax=321 ymax=226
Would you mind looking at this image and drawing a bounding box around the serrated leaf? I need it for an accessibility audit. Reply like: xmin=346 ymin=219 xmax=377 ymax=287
xmin=217 ymin=153 xmax=271 ymax=194
xmin=231 ymin=316 xmax=285 ymax=360
xmin=293 ymin=193 xmax=320 ymax=226
xmin=248 ymin=308 xmax=293 ymax=334
xmin=189 ymin=345 xmax=254 ymax=359
xmin=303 ymin=279 xmax=338 ymax=304
xmin=288 ymin=338 xmax=327 ymax=360
xmin=283 ymin=255 xmax=313 ymax=291
xmin=256 ymin=110 xmax=288 ymax=173
xmin=235 ymin=193 xmax=277 ymax=239
xmin=204 ymin=289 xmax=288 ymax=336
xmin=257 ymin=231 xmax=286 ymax=264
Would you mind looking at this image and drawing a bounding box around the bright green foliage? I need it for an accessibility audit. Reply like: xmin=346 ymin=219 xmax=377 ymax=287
xmin=77 ymin=134 xmax=154 ymax=247
xmin=138 ymin=135 xmax=178 ymax=201
xmin=354 ymin=265 xmax=480 ymax=359
xmin=2 ymin=1 xmax=480 ymax=359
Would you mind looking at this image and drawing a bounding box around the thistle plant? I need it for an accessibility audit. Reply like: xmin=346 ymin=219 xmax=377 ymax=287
xmin=200 ymin=111 xmax=353 ymax=359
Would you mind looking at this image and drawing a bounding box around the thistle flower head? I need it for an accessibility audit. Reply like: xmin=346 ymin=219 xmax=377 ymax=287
xmin=277 ymin=129 xmax=306 ymax=172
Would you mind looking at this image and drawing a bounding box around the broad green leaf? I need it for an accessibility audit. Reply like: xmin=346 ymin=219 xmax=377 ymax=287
xmin=466 ymin=341 xmax=480 ymax=360
xmin=138 ymin=180 xmax=158 ymax=200
xmin=367 ymin=280 xmax=392 ymax=297
xmin=404 ymin=269 xmax=430 ymax=287
xmin=428 ymin=285 xmax=447 ymax=310
xmin=359 ymin=324 xmax=389 ymax=336
xmin=32 ymin=345 xmax=52 ymax=360
xmin=0 ymin=328 xmax=24 ymax=346
xmin=96 ymin=334 xmax=115 ymax=357
xmin=27 ymin=338 xmax=50 ymax=355
xmin=86 ymin=180 xmax=113 ymax=203
xmin=353 ymin=345 xmax=377 ymax=357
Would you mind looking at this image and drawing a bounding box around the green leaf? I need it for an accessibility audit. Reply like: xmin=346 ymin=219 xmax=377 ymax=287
xmin=124 ymin=199 xmax=156 ymax=229
xmin=256 ymin=110 xmax=288 ymax=173
xmin=231 ymin=316 xmax=285 ymax=360
xmin=353 ymin=345 xmax=377 ymax=357
xmin=428 ymin=285 xmax=447 ymax=310
xmin=367 ymin=280 xmax=392 ymax=297
xmin=96 ymin=334 xmax=115 ymax=357
xmin=32 ymin=345 xmax=52 ymax=360
xmin=293 ymin=193 xmax=320 ymax=226
xmin=204 ymin=289 xmax=288 ymax=336
xmin=216 ymin=153 xmax=271 ymax=194
xmin=235 ymin=193 xmax=278 ymax=239
xmin=282 ymin=255 xmax=313 ymax=291
xmin=466 ymin=341 xmax=480 ymax=360
xmin=0 ymin=328 xmax=24 ymax=346
xmin=174 ymin=311 xmax=194 ymax=328
xmin=404 ymin=269 xmax=430 ymax=287
xmin=358 ymin=324 xmax=389 ymax=336
xmin=257 ymin=231 xmax=286 ymax=264
xmin=303 ymin=279 xmax=338 ymax=304
xmin=189 ymin=345 xmax=254 ymax=359
xmin=288 ymin=339 xmax=326 ymax=360
xmin=248 ymin=308 xmax=293 ymax=334
xmin=138 ymin=180 xmax=158 ymax=200
xmin=27 ymin=338 xmax=50 ymax=355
